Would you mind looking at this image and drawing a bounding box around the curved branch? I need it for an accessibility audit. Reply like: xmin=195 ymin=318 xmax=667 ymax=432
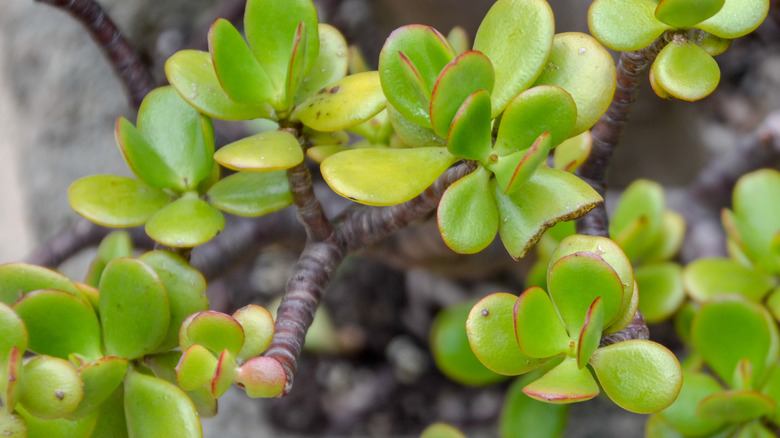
xmin=35 ymin=0 xmax=156 ymax=109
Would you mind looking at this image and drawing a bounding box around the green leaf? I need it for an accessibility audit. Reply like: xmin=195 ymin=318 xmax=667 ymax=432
xmin=127 ymin=86 xmax=215 ymax=192
xmin=533 ymin=32 xmax=616 ymax=136
xmin=636 ymin=262 xmax=685 ymax=324
xmin=90 ymin=386 xmax=128 ymax=438
xmin=420 ymin=423 xmax=466 ymax=438
xmin=179 ymin=311 xmax=245 ymax=358
xmin=295 ymin=24 xmax=349 ymax=104
xmin=165 ymin=50 xmax=274 ymax=121
xmin=698 ymin=32 xmax=731 ymax=56
xmin=207 ymin=170 xmax=292 ymax=217
xmin=0 ymin=303 xmax=27 ymax=363
xmin=235 ymin=356 xmax=286 ymax=398
xmin=445 ymin=89 xmax=493 ymax=161
xmin=732 ymin=169 xmax=780 ymax=273
xmin=0 ymin=410 xmax=25 ymax=438
xmin=492 ymin=167 xmax=603 ymax=258
xmin=553 ymin=131 xmax=592 ymax=172
xmin=321 ymin=147 xmax=457 ymax=206
xmin=697 ymin=390 xmax=775 ymax=423
xmin=642 ymin=210 xmax=686 ymax=263
xmin=513 ymin=287 xmax=570 ymax=358
xmin=654 ymin=0 xmax=724 ymax=28
xmin=610 ymin=179 xmax=665 ymax=261
xmin=295 ymin=71 xmax=386 ymax=132
xmin=0 ymin=263 xmax=82 ymax=306
xmin=233 ymin=305 xmax=275 ymax=362
xmin=522 ymin=356 xmax=600 ymax=403
xmin=214 ymin=130 xmax=303 ymax=171
xmin=658 ymin=371 xmax=726 ymax=437
xmin=176 ymin=344 xmax=218 ymax=391
xmin=499 ymin=374 xmax=568 ymax=438
xmin=683 ymin=258 xmax=776 ymax=302
xmin=588 ymin=0 xmax=671 ymax=51
xmin=429 ymin=51 xmax=494 ymax=138
xmin=68 ymin=357 xmax=128 ymax=420
xmin=590 ymin=340 xmax=683 ymax=413
xmin=473 ymin=0 xmax=555 ymax=116
xmin=547 ymin=251 xmax=625 ymax=334
xmin=430 ymin=300 xmax=508 ymax=386
xmin=138 ymin=251 xmax=210 ymax=352
xmin=282 ymin=23 xmax=309 ymax=110
xmin=494 ymin=85 xmax=577 ymax=156
xmin=211 ymin=350 xmax=237 ymax=398
xmin=651 ymin=41 xmax=720 ymax=101
xmin=761 ymin=364 xmax=780 ymax=424
xmin=692 ymin=297 xmax=779 ymax=388
xmin=99 ymin=258 xmax=170 ymax=359
xmin=437 ymin=166 xmax=499 ymax=254
xmin=1 ymin=347 xmax=23 ymax=411
xmin=20 ymin=356 xmax=84 ymax=419
xmin=244 ymin=0 xmax=319 ymax=93
xmin=13 ymin=290 xmax=102 ymax=361
xmin=85 ymin=231 xmax=133 ymax=288
xmin=124 ymin=369 xmax=202 ymax=438
xmin=68 ymin=175 xmax=171 ymax=227
xmin=379 ymin=25 xmax=456 ymax=127
xmin=577 ymin=297 xmax=604 ymax=368
xmin=490 ymin=131 xmax=554 ymax=195
xmin=697 ymin=0 xmax=769 ymax=38
xmin=145 ymin=195 xmax=225 ymax=248
xmin=208 ymin=18 xmax=275 ymax=105
xmin=466 ymin=293 xmax=547 ymax=375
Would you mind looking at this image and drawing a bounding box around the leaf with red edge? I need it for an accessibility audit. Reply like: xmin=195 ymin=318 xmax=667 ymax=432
xmin=577 ymin=297 xmax=604 ymax=368
xmin=490 ymin=132 xmax=553 ymax=195
xmin=235 ymin=356 xmax=287 ymax=398
xmin=430 ymin=51 xmax=494 ymax=138
xmin=654 ymin=0 xmax=724 ymax=28
xmin=522 ymin=356 xmax=600 ymax=403
xmin=513 ymin=287 xmax=570 ymax=359
xmin=180 ymin=311 xmax=245 ymax=358
xmin=446 ymin=89 xmax=493 ymax=161
xmin=437 ymin=166 xmax=498 ymax=254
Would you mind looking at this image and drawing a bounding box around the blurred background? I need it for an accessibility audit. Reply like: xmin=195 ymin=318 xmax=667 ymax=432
xmin=1 ymin=0 xmax=779 ymax=436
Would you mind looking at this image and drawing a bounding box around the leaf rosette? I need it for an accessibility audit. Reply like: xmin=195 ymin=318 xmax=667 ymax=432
xmin=467 ymin=235 xmax=683 ymax=413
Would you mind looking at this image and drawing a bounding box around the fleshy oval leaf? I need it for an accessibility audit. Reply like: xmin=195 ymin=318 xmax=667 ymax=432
xmin=692 ymin=296 xmax=779 ymax=388
xmin=138 ymin=251 xmax=210 ymax=352
xmin=84 ymin=231 xmax=133 ymax=288
xmin=207 ymin=170 xmax=293 ymax=218
xmin=430 ymin=300 xmax=508 ymax=386
xmin=180 ymin=311 xmax=245 ymax=358
xmin=499 ymin=373 xmax=569 ymax=438
xmin=233 ymin=305 xmax=276 ymax=362
xmin=295 ymin=71 xmax=386 ymax=132
xmin=446 ymin=89 xmax=493 ymax=161
xmin=494 ymin=85 xmax=576 ymax=156
xmin=429 ymin=51 xmax=494 ymax=138
xmin=697 ymin=0 xmax=770 ymax=39
xmin=466 ymin=293 xmax=548 ymax=375
xmin=176 ymin=344 xmax=219 ymax=391
xmin=513 ymin=286 xmax=570 ymax=359
xmin=533 ymin=32 xmax=616 ymax=136
xmin=124 ymin=369 xmax=202 ymax=438
xmin=165 ymin=50 xmax=274 ymax=121
xmin=610 ymin=179 xmax=665 ymax=262
xmin=547 ymin=252 xmax=625 ymax=334
xmin=553 ymin=130 xmax=592 ymax=172
xmin=473 ymin=0 xmax=555 ymax=116
xmin=387 ymin=103 xmax=446 ymax=148
xmin=214 ymin=130 xmax=303 ymax=171
xmin=211 ymin=350 xmax=238 ymax=398
xmin=590 ymin=340 xmax=683 ymax=414
xmin=522 ymin=356 xmax=600 ymax=403
xmin=577 ymin=297 xmax=604 ymax=368
xmin=588 ymin=0 xmax=671 ymax=51
xmin=697 ymin=390 xmax=775 ymax=423
xmin=13 ymin=290 xmax=102 ymax=361
xmin=0 ymin=303 xmax=27 ymax=362
xmin=437 ymin=166 xmax=499 ymax=254
xmin=379 ymin=25 xmax=456 ymax=127
xmin=321 ymin=147 xmax=457 ymax=206
xmin=733 ymin=168 xmax=780 ymax=273
xmin=68 ymin=175 xmax=171 ymax=228
xmin=651 ymin=41 xmax=720 ymax=101
xmin=244 ymin=0 xmax=319 ymax=92
xmin=295 ymin=24 xmax=349 ymax=104
xmin=0 ymin=263 xmax=82 ymax=306
xmin=490 ymin=132 xmax=554 ymax=195
xmin=654 ymin=0 xmax=724 ymax=28
xmin=492 ymin=167 xmax=603 ymax=259
xmin=99 ymin=257 xmax=170 ymax=359
xmin=635 ymin=262 xmax=685 ymax=324
xmin=658 ymin=371 xmax=726 ymax=437
xmin=209 ymin=18 xmax=275 ymax=105
xmin=145 ymin=195 xmax=225 ymax=248
xmin=19 ymin=356 xmax=84 ymax=419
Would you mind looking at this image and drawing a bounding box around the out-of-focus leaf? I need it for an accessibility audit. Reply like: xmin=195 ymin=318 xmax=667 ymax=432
xmin=68 ymin=175 xmax=171 ymax=228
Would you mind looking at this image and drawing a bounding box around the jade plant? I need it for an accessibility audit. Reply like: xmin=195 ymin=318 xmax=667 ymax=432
xmin=2 ymin=0 xmax=776 ymax=436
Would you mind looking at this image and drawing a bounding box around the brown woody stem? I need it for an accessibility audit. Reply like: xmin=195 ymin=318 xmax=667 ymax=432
xmin=35 ymin=0 xmax=156 ymax=109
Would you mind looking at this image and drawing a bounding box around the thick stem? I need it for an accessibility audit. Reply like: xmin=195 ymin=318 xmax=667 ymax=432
xmin=575 ymin=35 xmax=670 ymax=237
xmin=35 ymin=0 xmax=156 ymax=109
